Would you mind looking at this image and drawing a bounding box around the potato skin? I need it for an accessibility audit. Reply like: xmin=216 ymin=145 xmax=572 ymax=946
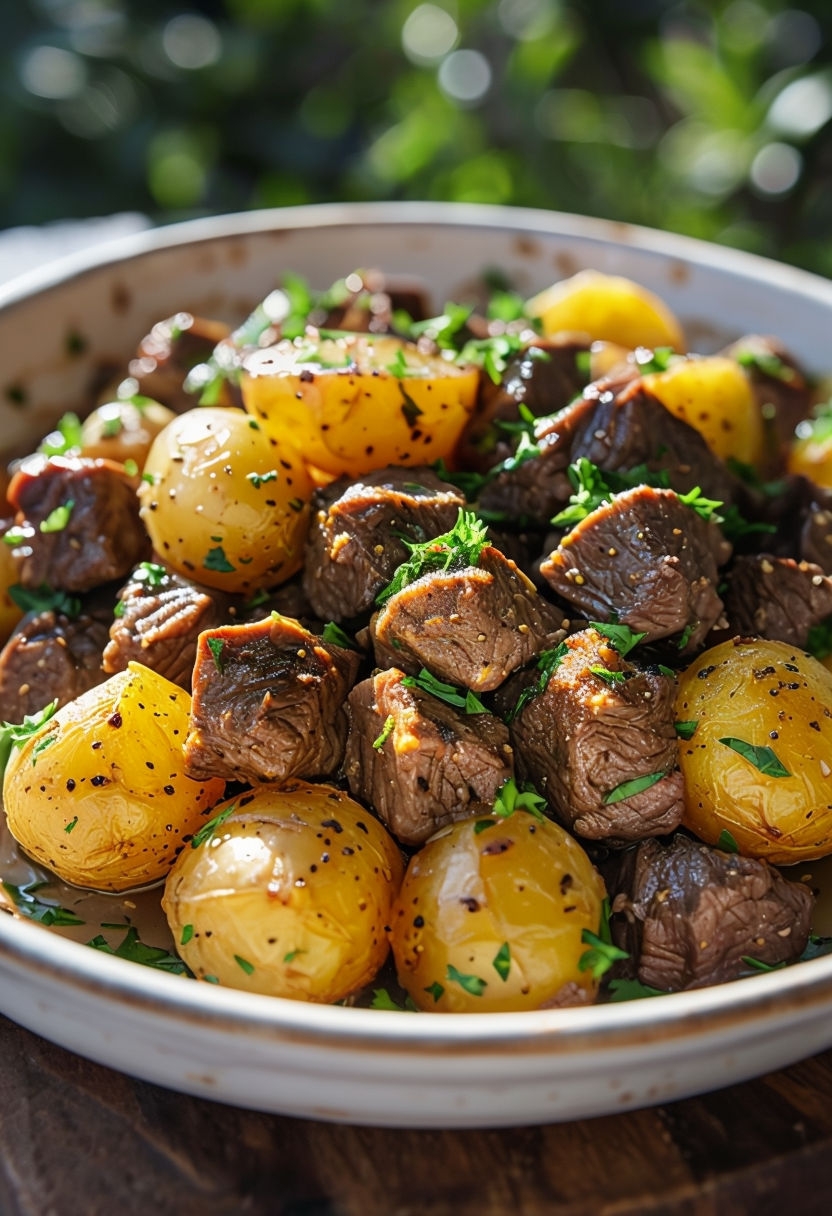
xmin=162 ymin=782 xmax=404 ymax=1002
xmin=388 ymin=812 xmax=605 ymax=1013
xmin=641 ymin=355 xmax=764 ymax=467
xmin=241 ymin=334 xmax=479 ymax=479
xmin=788 ymin=427 xmax=832 ymax=488
xmin=138 ymin=407 xmax=312 ymax=594
xmin=526 ymin=270 xmax=684 ymax=352
xmin=3 ymin=662 xmax=225 ymax=892
xmin=677 ymin=638 xmax=832 ymax=864
xmin=80 ymin=398 xmax=175 ymax=467
xmin=0 ymin=535 xmax=23 ymax=645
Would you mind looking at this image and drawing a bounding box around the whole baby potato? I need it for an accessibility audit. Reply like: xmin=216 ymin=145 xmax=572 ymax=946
xmin=526 ymin=269 xmax=685 ymax=352
xmin=677 ymin=638 xmax=832 ymax=864
xmin=162 ymin=782 xmax=404 ymax=1002
xmin=80 ymin=397 xmax=175 ymax=468
xmin=641 ymin=355 xmax=764 ymax=467
xmin=388 ymin=810 xmax=606 ymax=1013
xmin=138 ymin=406 xmax=312 ymax=594
xmin=3 ymin=662 xmax=225 ymax=892
xmin=241 ymin=333 xmax=479 ymax=479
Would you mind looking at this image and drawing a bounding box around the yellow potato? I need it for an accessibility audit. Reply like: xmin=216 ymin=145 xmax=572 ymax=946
xmin=138 ymin=407 xmax=312 ymax=594
xmin=162 ymin=782 xmax=404 ymax=1002
xmin=0 ymin=534 xmax=24 ymax=644
xmin=788 ymin=416 xmax=832 ymax=488
xmin=240 ymin=333 xmax=479 ymax=478
xmin=526 ymin=269 xmax=685 ymax=352
xmin=388 ymin=811 xmax=605 ymax=1012
xmin=641 ymin=355 xmax=764 ymax=467
xmin=3 ymin=662 xmax=225 ymax=892
xmin=80 ymin=397 xmax=175 ymax=468
xmin=677 ymin=638 xmax=832 ymax=864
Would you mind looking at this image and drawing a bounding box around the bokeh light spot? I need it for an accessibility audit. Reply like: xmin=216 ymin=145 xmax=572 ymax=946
xmin=750 ymin=141 xmax=802 ymax=195
xmin=402 ymin=4 xmax=458 ymax=65
xmin=768 ymin=73 xmax=832 ymax=139
xmin=162 ymin=14 xmax=222 ymax=71
xmin=438 ymin=49 xmax=491 ymax=105
xmin=20 ymin=45 xmax=87 ymax=100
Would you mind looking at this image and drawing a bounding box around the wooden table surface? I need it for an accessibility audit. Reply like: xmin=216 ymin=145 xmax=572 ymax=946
xmin=1 ymin=1014 xmax=830 ymax=1216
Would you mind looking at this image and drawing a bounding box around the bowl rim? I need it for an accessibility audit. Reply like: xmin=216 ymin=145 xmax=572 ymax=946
xmin=1 ymin=198 xmax=832 ymax=1057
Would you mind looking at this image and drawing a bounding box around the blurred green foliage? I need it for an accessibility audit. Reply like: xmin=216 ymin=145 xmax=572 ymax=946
xmin=3 ymin=1 xmax=832 ymax=271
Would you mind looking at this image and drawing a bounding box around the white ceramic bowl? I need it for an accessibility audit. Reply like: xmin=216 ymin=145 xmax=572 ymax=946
xmin=2 ymin=201 xmax=832 ymax=1128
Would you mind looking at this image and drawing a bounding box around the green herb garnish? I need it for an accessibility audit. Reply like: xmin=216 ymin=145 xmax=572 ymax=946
xmin=551 ymin=458 xmax=612 ymax=528
xmin=492 ymin=777 xmax=547 ymax=823
xmin=135 ymin=561 xmax=167 ymax=587
xmin=446 ymin=963 xmax=487 ymax=997
xmin=607 ymin=977 xmax=664 ymax=1001
xmin=718 ymin=737 xmax=791 ymax=777
xmin=674 ymin=720 xmax=699 ymax=740
xmin=372 ymin=714 xmax=395 ymax=750
xmin=370 ymin=988 xmax=418 ymax=1011
xmin=40 ymin=500 xmax=74 ymax=533
xmin=635 ymin=346 xmax=676 ymax=375
xmin=283 ymin=948 xmax=305 ymax=964
xmin=506 ymin=642 xmax=569 ymax=722
xmin=401 ymin=669 xmax=488 ymax=714
xmin=492 ymin=942 xmax=511 ymax=981
xmin=234 ymin=954 xmax=255 ymax=975
xmin=8 ymin=585 xmax=81 ymax=618
xmin=39 ymin=413 xmax=83 ymax=457
xmin=321 ymin=621 xmax=357 ymax=650
xmin=579 ymin=900 xmax=629 ymax=979
xmin=590 ymin=622 xmax=647 ymax=657
xmin=808 ymin=615 xmax=832 ymax=662
xmin=400 ymin=385 xmax=423 ymax=427
xmin=603 ymin=771 xmax=666 ymax=804
xmin=190 ymin=802 xmax=237 ymax=849
xmin=735 ymin=348 xmax=796 ymax=382
xmin=424 ymin=981 xmax=445 ymax=1003
xmin=88 ymin=926 xmax=190 ymax=975
xmin=207 ymin=636 xmax=225 ymax=674
xmin=180 ymin=924 xmax=194 ymax=945
xmin=203 ymin=545 xmax=236 ymax=573
xmin=246 ymin=470 xmax=278 ymax=488
xmin=589 ymin=665 xmax=628 ymax=686
xmin=717 ymin=828 xmax=740 ymax=853
xmin=376 ymin=509 xmax=488 ymax=604
xmin=677 ymin=485 xmax=723 ymax=522
xmin=2 ymin=881 xmax=84 ymax=927
xmin=0 ymin=700 xmax=59 ymax=783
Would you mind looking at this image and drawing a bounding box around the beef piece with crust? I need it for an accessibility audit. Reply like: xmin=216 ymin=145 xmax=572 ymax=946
xmin=494 ymin=628 xmax=682 ymax=844
xmin=723 ymin=554 xmax=832 ymax=649
xmin=0 ymin=592 xmax=113 ymax=721
xmin=607 ymin=832 xmax=814 ymax=991
xmin=7 ymin=454 xmax=150 ymax=593
xmin=303 ymin=466 xmax=464 ymax=622
xmin=479 ymin=378 xmax=738 ymax=525
xmin=184 ymin=614 xmax=360 ymax=784
xmin=344 ymin=667 xmax=513 ymax=845
xmin=720 ymin=335 xmax=812 ymax=477
xmin=539 ymin=486 xmax=731 ymax=651
xmin=129 ymin=312 xmax=232 ymax=413
xmin=103 ymin=564 xmax=240 ymax=689
xmin=371 ymin=545 xmax=569 ymax=692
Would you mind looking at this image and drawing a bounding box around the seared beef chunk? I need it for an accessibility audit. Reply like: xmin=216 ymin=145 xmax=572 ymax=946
xmin=184 ymin=614 xmax=360 ymax=784
xmin=724 ymin=555 xmax=832 ymax=649
xmin=103 ymin=564 xmax=240 ymax=689
xmin=540 ymin=486 xmax=730 ymax=651
xmin=0 ymin=592 xmax=113 ymax=720
xmin=7 ymin=455 xmax=150 ymax=593
xmin=800 ymin=485 xmax=832 ymax=575
xmin=456 ymin=337 xmax=590 ymax=472
xmin=720 ymin=335 xmax=812 ymax=476
xmin=479 ymin=378 xmax=737 ymax=523
xmin=315 ymin=270 xmax=431 ymax=334
xmin=129 ymin=313 xmax=231 ymax=413
xmin=495 ymin=628 xmax=682 ymax=843
xmin=607 ymin=833 xmax=814 ymax=991
xmin=371 ymin=545 xmax=568 ymax=692
xmin=344 ymin=667 xmax=513 ymax=845
xmin=303 ymin=467 xmax=464 ymax=621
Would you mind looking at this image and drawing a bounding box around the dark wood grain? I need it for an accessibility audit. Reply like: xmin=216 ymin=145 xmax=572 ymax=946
xmin=0 ymin=1013 xmax=830 ymax=1216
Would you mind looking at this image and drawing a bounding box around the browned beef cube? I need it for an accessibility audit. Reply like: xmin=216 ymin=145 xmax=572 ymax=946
xmin=495 ymin=628 xmax=682 ymax=844
xmin=801 ymin=487 xmax=832 ymax=575
xmin=7 ymin=455 xmax=150 ymax=593
xmin=344 ymin=667 xmax=513 ymax=845
xmin=313 ymin=271 xmax=431 ymax=334
xmin=103 ymin=564 xmax=240 ymax=690
xmin=371 ymin=545 xmax=568 ymax=692
xmin=302 ymin=466 xmax=464 ymax=622
xmin=479 ymin=379 xmax=737 ymax=525
xmin=184 ymin=614 xmax=360 ymax=784
xmin=456 ymin=337 xmax=590 ymax=473
xmin=720 ymin=335 xmax=811 ymax=477
xmin=540 ymin=486 xmax=731 ymax=651
xmin=607 ymin=833 xmax=814 ymax=991
xmin=0 ymin=593 xmax=113 ymax=720
xmin=129 ymin=313 xmax=232 ymax=413
xmin=724 ymin=554 xmax=832 ymax=649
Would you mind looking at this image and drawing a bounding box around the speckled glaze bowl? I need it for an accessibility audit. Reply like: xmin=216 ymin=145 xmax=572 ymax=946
xmin=2 ymin=202 xmax=832 ymax=1128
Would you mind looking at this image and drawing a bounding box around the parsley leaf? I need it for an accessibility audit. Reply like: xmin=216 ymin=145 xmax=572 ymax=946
xmin=735 ymin=348 xmax=796 ymax=382
xmin=40 ymin=500 xmax=74 ymax=533
xmin=401 ymin=669 xmax=488 ymax=714
xmin=603 ymin=771 xmax=666 ymax=804
xmin=190 ymin=802 xmax=237 ymax=849
xmin=370 ymin=988 xmax=418 ymax=1011
xmin=677 ymin=485 xmax=723 ymax=522
xmin=589 ymin=665 xmax=628 ymax=686
xmin=718 ymin=737 xmax=791 ymax=777
xmin=246 ymin=470 xmax=278 ymax=489
xmin=376 ymin=509 xmax=489 ymax=604
xmin=372 ymin=714 xmax=395 ymax=749
xmin=607 ymin=977 xmax=664 ymax=1002
xmin=0 ymin=700 xmax=59 ymax=782
xmin=207 ymin=636 xmax=225 ymax=673
xmin=88 ymin=926 xmax=190 ymax=975
xmin=551 ymin=458 xmax=611 ymax=528
xmin=321 ymin=621 xmax=357 ymax=650
xmin=2 ymin=881 xmax=84 ymax=927
xmin=590 ymin=622 xmax=646 ymax=657
xmin=446 ymin=963 xmax=487 ymax=996
xmin=38 ymin=413 xmax=83 ymax=457
xmin=506 ymin=641 xmax=569 ymax=722
xmin=492 ymin=942 xmax=511 ymax=981
xmin=579 ymin=900 xmax=629 ymax=980
xmin=717 ymin=828 xmax=740 ymax=853
xmin=634 ymin=346 xmax=676 ymax=375
xmin=203 ymin=545 xmax=235 ymax=573
xmin=423 ymin=981 xmax=445 ymax=1003
xmin=674 ymin=720 xmax=699 ymax=740
xmin=8 ymin=585 xmax=81 ymax=618
xmin=135 ymin=561 xmax=167 ymax=587
xmin=493 ymin=777 xmax=547 ymax=823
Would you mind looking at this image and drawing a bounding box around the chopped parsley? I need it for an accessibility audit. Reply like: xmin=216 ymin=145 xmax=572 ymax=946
xmin=180 ymin=924 xmax=194 ymax=945
xmin=8 ymin=585 xmax=81 ymax=618
xmin=446 ymin=963 xmax=487 ymax=997
xmin=635 ymin=346 xmax=676 ymax=375
xmin=807 ymin=615 xmax=832 ymax=662
xmin=492 ymin=942 xmax=511 ymax=981
xmin=370 ymin=988 xmax=418 ymax=1011
xmin=423 ymin=981 xmax=445 ymax=1003
xmin=372 ymin=714 xmax=396 ymax=750
xmin=246 ymin=470 xmax=278 ymax=488
xmin=40 ymin=500 xmax=74 ymax=533
xmin=2 ymin=881 xmax=84 ymax=927
xmin=741 ymin=956 xmax=786 ymax=973
xmin=674 ymin=720 xmax=699 ymax=740
xmin=506 ymin=641 xmax=568 ymax=722
xmin=400 ymin=385 xmax=423 ymax=427
xmin=401 ymin=669 xmax=488 ymax=714
xmin=677 ymin=623 xmax=695 ymax=650
xmin=551 ymin=458 xmax=612 ymax=528
xmin=135 ymin=561 xmax=167 ymax=587
xmin=589 ymin=665 xmax=628 ymax=686
xmin=0 ymin=700 xmax=59 ymax=782
xmin=735 ymin=348 xmax=796 ymax=382
xmin=590 ymin=622 xmax=646 ymax=657
xmin=579 ymin=901 xmax=629 ymax=980
xmin=38 ymin=412 xmax=83 ymax=457
xmin=492 ymin=777 xmax=547 ymax=823
xmin=376 ymin=509 xmax=489 ymax=604
xmin=64 ymin=816 xmax=78 ymax=833
xmin=203 ymin=544 xmax=236 ymax=573
xmin=607 ymin=977 xmax=663 ymax=1002
xmin=387 ymin=348 xmax=414 ymax=378
xmin=603 ymin=771 xmax=666 ymax=805
xmin=718 ymin=737 xmax=791 ymax=778
xmin=190 ymin=802 xmax=237 ymax=849
xmin=234 ymin=954 xmax=255 ymax=975
xmin=677 ymin=485 xmax=723 ymax=522
xmin=207 ymin=636 xmax=225 ymax=674
xmin=717 ymin=828 xmax=740 ymax=853
xmin=283 ymin=948 xmax=305 ymax=964
xmin=88 ymin=926 xmax=190 ymax=975
xmin=321 ymin=621 xmax=357 ymax=650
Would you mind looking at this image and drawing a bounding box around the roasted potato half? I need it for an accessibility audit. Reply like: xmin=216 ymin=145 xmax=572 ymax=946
xmin=677 ymin=638 xmax=832 ymax=864
xmin=162 ymin=782 xmax=404 ymax=1002
xmin=526 ymin=269 xmax=685 ymax=352
xmin=2 ymin=662 xmax=225 ymax=892
xmin=388 ymin=810 xmax=605 ymax=1013
xmin=240 ymin=333 xmax=479 ymax=479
